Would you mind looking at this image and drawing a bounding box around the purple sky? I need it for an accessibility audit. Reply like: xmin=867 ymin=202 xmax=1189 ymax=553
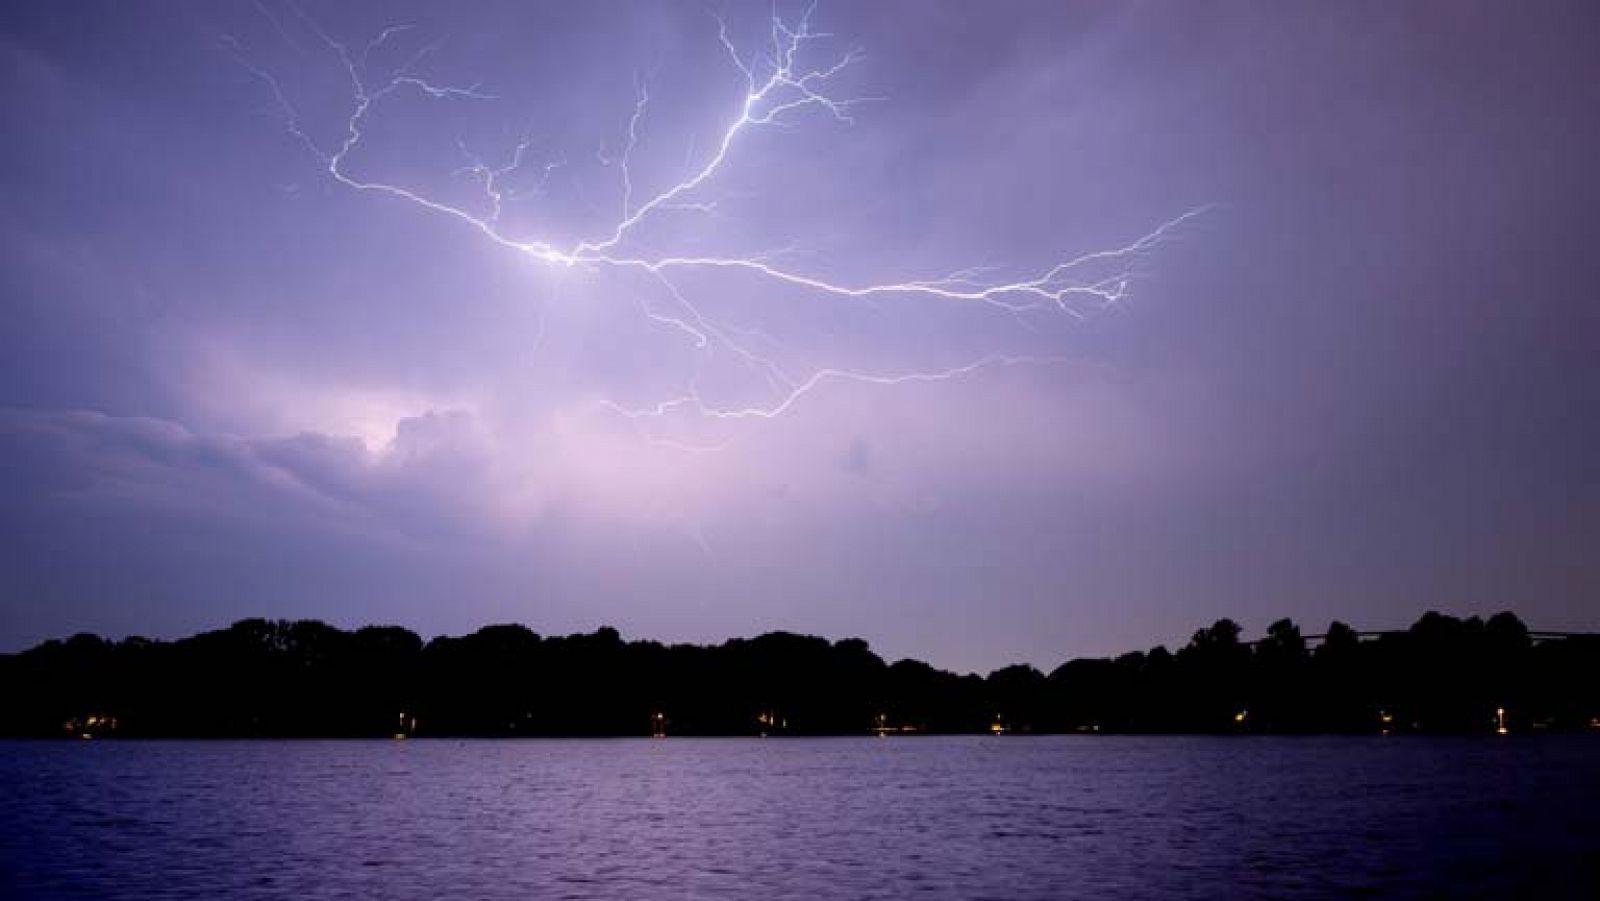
xmin=2 ymin=1 xmax=1597 ymax=673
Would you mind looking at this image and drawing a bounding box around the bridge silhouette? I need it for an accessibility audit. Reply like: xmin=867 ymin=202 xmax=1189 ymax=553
xmin=1245 ymin=629 xmax=1599 ymax=648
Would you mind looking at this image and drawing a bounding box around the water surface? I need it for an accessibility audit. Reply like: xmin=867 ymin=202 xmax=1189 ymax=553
xmin=3 ymin=736 xmax=1596 ymax=899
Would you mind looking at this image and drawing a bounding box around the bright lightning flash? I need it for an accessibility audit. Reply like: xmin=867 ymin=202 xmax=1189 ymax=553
xmin=228 ymin=2 xmax=1204 ymax=447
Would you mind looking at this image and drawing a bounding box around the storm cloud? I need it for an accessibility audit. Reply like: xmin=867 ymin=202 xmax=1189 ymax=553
xmin=2 ymin=1 xmax=1597 ymax=672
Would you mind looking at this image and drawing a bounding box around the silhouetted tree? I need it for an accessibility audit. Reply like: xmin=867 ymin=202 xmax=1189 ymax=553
xmin=2 ymin=611 xmax=1594 ymax=737
xmin=1253 ymin=619 xmax=1309 ymax=730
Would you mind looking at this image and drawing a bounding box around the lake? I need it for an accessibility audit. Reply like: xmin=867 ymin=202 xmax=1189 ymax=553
xmin=2 ymin=736 xmax=1596 ymax=898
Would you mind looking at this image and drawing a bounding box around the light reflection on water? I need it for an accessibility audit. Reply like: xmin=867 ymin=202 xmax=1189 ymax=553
xmin=2 ymin=736 xmax=1597 ymax=899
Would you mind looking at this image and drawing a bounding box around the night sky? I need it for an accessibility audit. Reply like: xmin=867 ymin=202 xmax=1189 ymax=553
xmin=2 ymin=1 xmax=1597 ymax=674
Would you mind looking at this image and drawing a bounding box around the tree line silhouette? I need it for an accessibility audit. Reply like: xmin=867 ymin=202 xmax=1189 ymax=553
xmin=2 ymin=610 xmax=1596 ymax=738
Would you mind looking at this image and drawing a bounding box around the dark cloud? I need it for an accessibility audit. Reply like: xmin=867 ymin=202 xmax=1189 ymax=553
xmin=838 ymin=438 xmax=873 ymax=477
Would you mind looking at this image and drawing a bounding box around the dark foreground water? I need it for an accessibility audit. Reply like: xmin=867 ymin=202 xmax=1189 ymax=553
xmin=2 ymin=736 xmax=1597 ymax=899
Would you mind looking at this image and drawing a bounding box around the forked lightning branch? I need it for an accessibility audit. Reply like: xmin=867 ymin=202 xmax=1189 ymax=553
xmin=230 ymin=2 xmax=1203 ymax=438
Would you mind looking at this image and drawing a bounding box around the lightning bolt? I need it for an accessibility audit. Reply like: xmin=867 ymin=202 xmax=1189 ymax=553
xmin=228 ymin=1 xmax=1205 ymax=446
